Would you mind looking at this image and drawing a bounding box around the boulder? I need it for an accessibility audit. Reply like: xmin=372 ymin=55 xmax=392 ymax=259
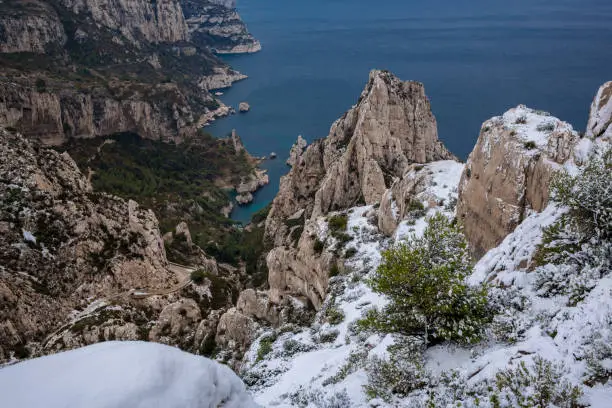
xmin=239 ymin=102 xmax=250 ymax=112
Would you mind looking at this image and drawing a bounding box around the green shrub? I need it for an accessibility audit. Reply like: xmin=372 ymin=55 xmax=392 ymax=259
xmin=536 ymin=122 xmax=556 ymax=132
xmin=314 ymin=329 xmax=339 ymax=343
xmin=325 ymin=306 xmax=345 ymax=325
xmin=323 ymin=350 xmax=368 ymax=386
xmin=406 ymin=199 xmax=427 ymax=219
xmin=515 ymin=115 xmax=528 ymax=124
xmin=281 ymin=339 xmax=313 ymax=356
xmin=334 ymin=232 xmax=353 ymax=246
xmin=190 ymin=269 xmax=207 ymax=284
xmin=328 ymin=214 xmax=348 ymax=233
xmin=313 ymin=238 xmax=325 ymax=254
xmin=524 ymin=141 xmax=537 ymax=150
xmin=290 ymin=225 xmax=304 ymax=245
xmin=495 ymin=356 xmax=582 ymax=408
xmin=364 ymin=341 xmax=426 ymax=401
xmin=344 ymin=247 xmax=357 ymax=258
xmin=329 ymin=263 xmax=340 ymax=277
xmin=251 ymin=204 xmax=271 ymax=224
xmin=359 ymin=213 xmax=489 ymax=345
xmin=256 ymin=334 xmax=276 ymax=362
xmin=536 ymin=149 xmax=612 ymax=266
xmin=35 ymin=78 xmax=46 ymax=93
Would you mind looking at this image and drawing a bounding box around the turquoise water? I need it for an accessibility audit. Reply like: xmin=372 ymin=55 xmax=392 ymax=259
xmin=208 ymin=0 xmax=612 ymax=223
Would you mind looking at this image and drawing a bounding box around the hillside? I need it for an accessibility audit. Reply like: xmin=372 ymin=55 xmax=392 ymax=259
xmin=224 ymin=74 xmax=611 ymax=407
xmin=0 ymin=0 xmax=259 ymax=144
xmin=0 ymin=70 xmax=610 ymax=408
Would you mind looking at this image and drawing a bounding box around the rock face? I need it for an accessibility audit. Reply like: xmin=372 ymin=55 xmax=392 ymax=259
xmin=214 ymin=70 xmax=456 ymax=361
xmin=0 ymin=0 xmax=257 ymax=145
xmin=0 ymin=128 xmax=248 ymax=363
xmin=198 ymin=67 xmax=248 ymax=91
xmin=0 ymin=1 xmax=67 ymax=53
xmin=286 ymin=135 xmax=307 ymax=167
xmin=456 ymin=105 xmax=579 ymax=259
xmin=266 ymin=70 xmax=455 ymax=247
xmin=236 ymin=169 xmax=269 ymax=205
xmin=59 ymin=0 xmax=189 ymax=45
xmin=0 ymin=128 xmax=172 ymax=361
xmin=225 ymin=70 xmax=455 ymax=324
xmin=377 ymin=160 xmax=462 ymax=236
xmin=181 ymin=0 xmax=261 ymax=54
xmin=586 ymin=81 xmax=612 ymax=142
xmin=0 ymin=82 xmax=198 ymax=145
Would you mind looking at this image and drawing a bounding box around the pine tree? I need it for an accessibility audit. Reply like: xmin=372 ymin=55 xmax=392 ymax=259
xmin=360 ymin=213 xmax=489 ymax=345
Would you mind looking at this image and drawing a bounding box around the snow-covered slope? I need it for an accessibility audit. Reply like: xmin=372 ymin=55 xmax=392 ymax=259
xmin=241 ymin=161 xmax=465 ymax=407
xmin=0 ymin=341 xmax=259 ymax=408
xmin=242 ymin=153 xmax=611 ymax=407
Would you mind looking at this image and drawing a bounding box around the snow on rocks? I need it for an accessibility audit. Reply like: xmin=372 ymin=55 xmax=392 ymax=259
xmin=247 ymin=147 xmax=612 ymax=406
xmin=0 ymin=341 xmax=259 ymax=408
xmin=587 ymin=81 xmax=612 ymax=141
xmin=457 ymin=105 xmax=579 ymax=258
xmin=243 ymin=163 xmax=464 ymax=407
xmin=379 ymin=159 xmax=463 ymax=236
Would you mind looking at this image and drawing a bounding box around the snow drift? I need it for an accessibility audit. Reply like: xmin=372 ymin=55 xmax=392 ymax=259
xmin=0 ymin=341 xmax=259 ymax=408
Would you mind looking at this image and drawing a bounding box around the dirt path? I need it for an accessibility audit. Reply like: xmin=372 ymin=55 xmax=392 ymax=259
xmin=43 ymin=262 xmax=196 ymax=347
xmin=127 ymin=262 xmax=195 ymax=299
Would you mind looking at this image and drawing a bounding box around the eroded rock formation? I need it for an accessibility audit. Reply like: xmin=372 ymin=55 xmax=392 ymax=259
xmin=0 ymin=82 xmax=199 ymax=145
xmin=587 ymin=81 xmax=612 ymax=142
xmin=456 ymin=105 xmax=579 ymax=258
xmin=0 ymin=1 xmax=67 ymax=53
xmin=266 ymin=70 xmax=455 ymax=247
xmin=181 ymin=0 xmax=261 ymax=54
xmin=0 ymin=128 xmax=242 ymax=362
xmin=59 ymin=0 xmax=189 ymax=45
xmin=286 ymin=135 xmax=307 ymax=167
xmin=0 ymin=0 xmax=257 ymax=144
xmin=214 ymin=71 xmax=456 ymax=354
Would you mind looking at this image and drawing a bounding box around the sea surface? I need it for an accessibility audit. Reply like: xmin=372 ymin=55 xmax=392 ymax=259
xmin=207 ymin=0 xmax=612 ymax=223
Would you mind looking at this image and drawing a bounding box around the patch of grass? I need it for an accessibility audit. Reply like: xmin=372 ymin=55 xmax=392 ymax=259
xmin=256 ymin=334 xmax=277 ymax=362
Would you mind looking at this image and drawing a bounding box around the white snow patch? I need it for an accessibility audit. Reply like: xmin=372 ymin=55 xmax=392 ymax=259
xmin=0 ymin=341 xmax=259 ymax=408
xmin=22 ymin=230 xmax=36 ymax=244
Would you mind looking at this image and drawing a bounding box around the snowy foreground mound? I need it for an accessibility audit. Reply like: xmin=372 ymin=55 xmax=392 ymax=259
xmin=0 ymin=341 xmax=259 ymax=408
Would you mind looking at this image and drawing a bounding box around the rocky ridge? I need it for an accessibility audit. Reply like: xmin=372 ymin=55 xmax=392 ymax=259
xmin=181 ymin=0 xmax=261 ymax=54
xmin=239 ymin=81 xmax=612 ymax=408
xmin=263 ymin=70 xmax=455 ymax=306
xmin=286 ymin=135 xmax=307 ymax=167
xmin=0 ymin=128 xmax=247 ymax=363
xmin=0 ymin=0 xmax=258 ymax=144
xmin=456 ymin=105 xmax=582 ymax=258
xmin=211 ymin=70 xmax=458 ymax=363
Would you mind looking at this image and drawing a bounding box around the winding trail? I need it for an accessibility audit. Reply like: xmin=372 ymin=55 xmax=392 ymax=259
xmin=42 ymin=262 xmax=197 ymax=348
xmin=127 ymin=262 xmax=195 ymax=299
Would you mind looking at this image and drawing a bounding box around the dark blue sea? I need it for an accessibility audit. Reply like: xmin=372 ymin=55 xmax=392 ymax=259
xmin=207 ymin=0 xmax=612 ymax=223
